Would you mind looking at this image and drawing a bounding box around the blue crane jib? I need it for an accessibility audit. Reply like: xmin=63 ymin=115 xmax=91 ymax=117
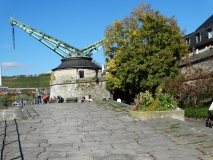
xmin=10 ymin=17 xmax=104 ymax=58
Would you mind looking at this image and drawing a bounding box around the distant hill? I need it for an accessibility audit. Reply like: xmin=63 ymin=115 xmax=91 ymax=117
xmin=2 ymin=74 xmax=50 ymax=89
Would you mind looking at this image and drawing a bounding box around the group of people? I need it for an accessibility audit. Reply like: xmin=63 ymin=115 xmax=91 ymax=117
xmin=34 ymin=92 xmax=65 ymax=104
xmin=116 ymin=97 xmax=127 ymax=103
xmin=49 ymin=96 xmax=64 ymax=103
xmin=35 ymin=91 xmax=48 ymax=104
xmin=35 ymin=90 xmax=139 ymax=110
xmin=81 ymin=97 xmax=94 ymax=103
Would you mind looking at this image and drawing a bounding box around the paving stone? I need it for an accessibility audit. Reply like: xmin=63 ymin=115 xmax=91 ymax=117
xmin=5 ymin=152 xmax=23 ymax=160
xmin=37 ymin=151 xmax=67 ymax=159
xmin=79 ymin=144 xmax=113 ymax=150
xmin=49 ymin=156 xmax=90 ymax=160
xmin=92 ymin=153 xmax=136 ymax=160
xmin=111 ymin=142 xmax=141 ymax=149
xmin=1 ymin=102 xmax=213 ymax=159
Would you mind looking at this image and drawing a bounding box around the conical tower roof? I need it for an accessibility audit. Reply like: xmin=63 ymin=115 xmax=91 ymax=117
xmin=52 ymin=57 xmax=101 ymax=71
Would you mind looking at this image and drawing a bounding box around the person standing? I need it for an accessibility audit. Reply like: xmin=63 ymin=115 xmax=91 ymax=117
xmin=41 ymin=93 xmax=44 ymax=104
xmin=36 ymin=91 xmax=41 ymax=104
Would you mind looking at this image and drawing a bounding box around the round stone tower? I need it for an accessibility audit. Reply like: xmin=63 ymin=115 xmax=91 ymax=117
xmin=50 ymin=57 xmax=110 ymax=102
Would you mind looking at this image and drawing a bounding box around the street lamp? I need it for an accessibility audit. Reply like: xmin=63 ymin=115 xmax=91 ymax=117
xmin=42 ymin=88 xmax=45 ymax=94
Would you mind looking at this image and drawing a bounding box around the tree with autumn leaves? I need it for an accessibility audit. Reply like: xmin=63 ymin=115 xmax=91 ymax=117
xmin=103 ymin=3 xmax=188 ymax=101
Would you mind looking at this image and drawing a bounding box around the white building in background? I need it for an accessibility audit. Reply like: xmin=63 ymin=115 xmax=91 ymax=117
xmin=0 ymin=64 xmax=2 ymax=86
xmin=0 ymin=64 xmax=8 ymax=95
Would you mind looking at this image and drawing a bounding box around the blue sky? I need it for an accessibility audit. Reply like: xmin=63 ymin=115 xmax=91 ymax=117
xmin=1 ymin=0 xmax=213 ymax=76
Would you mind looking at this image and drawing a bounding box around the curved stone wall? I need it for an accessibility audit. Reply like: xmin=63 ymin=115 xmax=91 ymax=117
xmin=50 ymin=68 xmax=110 ymax=102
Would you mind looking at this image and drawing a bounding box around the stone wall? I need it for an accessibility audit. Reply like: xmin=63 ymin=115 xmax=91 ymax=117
xmin=50 ymin=68 xmax=101 ymax=84
xmin=130 ymin=110 xmax=185 ymax=121
xmin=177 ymin=48 xmax=213 ymax=75
xmin=176 ymin=49 xmax=213 ymax=104
xmin=50 ymin=80 xmax=110 ymax=102
xmin=50 ymin=68 xmax=110 ymax=102
xmin=0 ymin=108 xmax=21 ymax=121
xmin=180 ymin=58 xmax=213 ymax=77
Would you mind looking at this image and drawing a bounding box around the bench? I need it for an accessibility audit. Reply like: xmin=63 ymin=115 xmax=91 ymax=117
xmin=66 ymin=97 xmax=78 ymax=103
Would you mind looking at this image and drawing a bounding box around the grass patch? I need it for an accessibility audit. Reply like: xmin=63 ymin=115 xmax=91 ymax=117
xmin=2 ymin=75 xmax=50 ymax=88
xmin=170 ymin=123 xmax=180 ymax=129
xmin=96 ymin=101 xmax=128 ymax=112
xmin=198 ymin=140 xmax=207 ymax=143
xmin=108 ymin=103 xmax=127 ymax=112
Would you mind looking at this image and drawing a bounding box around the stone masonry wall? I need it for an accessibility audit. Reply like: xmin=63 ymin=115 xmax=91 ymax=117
xmin=50 ymin=68 xmax=110 ymax=102
xmin=180 ymin=58 xmax=213 ymax=77
xmin=178 ymin=48 xmax=213 ymax=75
xmin=50 ymin=80 xmax=110 ymax=102
xmin=50 ymin=68 xmax=98 ymax=84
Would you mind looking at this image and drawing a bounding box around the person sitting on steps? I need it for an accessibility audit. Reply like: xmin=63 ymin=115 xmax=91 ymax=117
xmin=81 ymin=97 xmax=86 ymax=103
xmin=117 ymin=97 xmax=121 ymax=102
xmin=206 ymin=110 xmax=213 ymax=128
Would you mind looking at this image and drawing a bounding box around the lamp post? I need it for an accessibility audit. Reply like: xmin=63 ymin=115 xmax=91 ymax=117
xmin=42 ymin=88 xmax=45 ymax=94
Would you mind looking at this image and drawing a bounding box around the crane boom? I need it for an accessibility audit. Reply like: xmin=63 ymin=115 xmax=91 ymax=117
xmin=10 ymin=17 xmax=104 ymax=58
xmin=81 ymin=39 xmax=104 ymax=57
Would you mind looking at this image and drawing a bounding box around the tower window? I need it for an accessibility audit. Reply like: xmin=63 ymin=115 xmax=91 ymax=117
xmin=79 ymin=70 xmax=84 ymax=78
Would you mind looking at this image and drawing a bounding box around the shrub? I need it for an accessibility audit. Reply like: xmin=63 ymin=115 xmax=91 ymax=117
xmin=135 ymin=91 xmax=177 ymax=111
xmin=155 ymin=93 xmax=177 ymax=111
xmin=136 ymin=91 xmax=154 ymax=110
xmin=183 ymin=106 xmax=208 ymax=118
xmin=163 ymin=65 xmax=213 ymax=107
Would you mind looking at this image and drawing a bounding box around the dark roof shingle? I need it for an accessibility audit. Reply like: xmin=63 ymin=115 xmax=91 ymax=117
xmin=195 ymin=15 xmax=213 ymax=32
xmin=52 ymin=57 xmax=101 ymax=71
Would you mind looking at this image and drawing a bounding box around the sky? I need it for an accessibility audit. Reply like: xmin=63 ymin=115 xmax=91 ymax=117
xmin=1 ymin=0 xmax=213 ymax=76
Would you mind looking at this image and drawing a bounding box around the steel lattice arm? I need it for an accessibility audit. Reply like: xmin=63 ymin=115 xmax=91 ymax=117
xmin=10 ymin=17 xmax=104 ymax=58
xmin=81 ymin=39 xmax=104 ymax=57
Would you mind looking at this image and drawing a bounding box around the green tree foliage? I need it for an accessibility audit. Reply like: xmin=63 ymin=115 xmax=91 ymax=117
xmin=103 ymin=3 xmax=188 ymax=97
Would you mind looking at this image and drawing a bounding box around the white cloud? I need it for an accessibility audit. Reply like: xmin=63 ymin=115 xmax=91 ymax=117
xmin=11 ymin=52 xmax=23 ymax=57
xmin=1 ymin=62 xmax=33 ymax=74
xmin=2 ymin=62 xmax=21 ymax=67
xmin=2 ymin=44 xmax=11 ymax=49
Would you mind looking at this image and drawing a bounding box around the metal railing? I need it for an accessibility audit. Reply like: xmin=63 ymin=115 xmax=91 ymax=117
xmin=17 ymin=94 xmax=24 ymax=119
xmin=0 ymin=94 xmax=34 ymax=119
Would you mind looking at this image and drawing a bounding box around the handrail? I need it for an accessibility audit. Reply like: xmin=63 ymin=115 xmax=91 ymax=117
xmin=18 ymin=94 xmax=24 ymax=119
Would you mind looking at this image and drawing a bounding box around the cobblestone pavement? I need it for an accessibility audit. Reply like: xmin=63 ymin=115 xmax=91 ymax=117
xmin=0 ymin=102 xmax=213 ymax=160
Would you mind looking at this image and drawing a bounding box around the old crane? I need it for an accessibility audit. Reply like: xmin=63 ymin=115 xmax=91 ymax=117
xmin=10 ymin=17 xmax=110 ymax=101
